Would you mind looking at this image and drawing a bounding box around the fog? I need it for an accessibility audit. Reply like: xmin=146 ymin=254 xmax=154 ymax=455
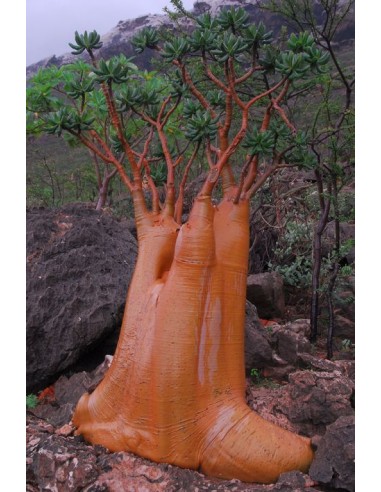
xmin=27 ymin=0 xmax=195 ymax=65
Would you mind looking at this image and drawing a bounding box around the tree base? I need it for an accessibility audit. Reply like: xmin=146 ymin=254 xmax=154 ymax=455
xmin=73 ymin=196 xmax=314 ymax=483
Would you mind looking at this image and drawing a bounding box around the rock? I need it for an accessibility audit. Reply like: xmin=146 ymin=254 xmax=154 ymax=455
xmin=320 ymin=275 xmax=355 ymax=341
xmin=27 ymin=425 xmax=105 ymax=491
xmin=309 ymin=415 xmax=355 ymax=492
xmin=298 ymin=353 xmax=341 ymax=373
xmin=55 ymin=423 xmax=75 ymax=437
xmin=322 ymin=221 xmax=355 ymax=264
xmin=30 ymin=403 xmax=75 ymax=429
xmin=286 ymin=319 xmax=311 ymax=337
xmin=87 ymin=354 xmax=114 ymax=391
xmin=26 ymin=204 xmax=138 ymax=392
xmin=27 ymin=354 xmax=355 ymax=492
xmin=54 ymin=372 xmax=95 ymax=406
xmin=274 ymin=471 xmax=318 ymax=491
xmin=124 ymin=217 xmax=137 ymax=238
xmin=246 ymin=272 xmax=285 ymax=319
xmin=28 ymin=413 xmax=324 ymax=491
xmin=262 ymin=364 xmax=295 ymax=381
xmin=246 ymin=318 xmax=314 ymax=381
xmin=244 ymin=301 xmax=273 ymax=373
xmin=298 ymin=353 xmax=355 ymax=384
xmin=276 ymin=330 xmax=311 ymax=364
xmin=333 ymin=314 xmax=355 ymax=341
xmin=283 ymin=370 xmax=354 ymax=431
xmin=267 ymin=322 xmax=311 ymax=366
xmin=334 ymin=360 xmax=355 ymax=382
xmin=29 ymin=356 xmax=114 ymax=428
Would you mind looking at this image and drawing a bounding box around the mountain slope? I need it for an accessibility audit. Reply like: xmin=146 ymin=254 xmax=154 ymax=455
xmin=26 ymin=0 xmax=354 ymax=78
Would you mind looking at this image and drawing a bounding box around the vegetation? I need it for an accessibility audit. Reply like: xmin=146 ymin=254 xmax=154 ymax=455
xmin=257 ymin=0 xmax=355 ymax=357
xmin=26 ymin=0 xmax=354 ymax=484
xmin=26 ymin=394 xmax=39 ymax=409
xmin=250 ymin=368 xmax=280 ymax=388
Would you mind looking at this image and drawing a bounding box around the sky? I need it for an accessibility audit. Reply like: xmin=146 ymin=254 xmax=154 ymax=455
xmin=26 ymin=0 xmax=195 ymax=66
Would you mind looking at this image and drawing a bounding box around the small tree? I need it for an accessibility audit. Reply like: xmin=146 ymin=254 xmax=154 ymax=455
xmin=27 ymin=7 xmax=331 ymax=483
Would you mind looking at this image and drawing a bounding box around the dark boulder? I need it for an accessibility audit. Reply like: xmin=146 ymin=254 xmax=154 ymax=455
xmin=26 ymin=204 xmax=138 ymax=393
xmin=309 ymin=415 xmax=355 ymax=492
xmin=244 ymin=301 xmax=273 ymax=373
xmin=246 ymin=272 xmax=285 ymax=319
xmin=275 ymin=329 xmax=311 ymax=365
xmin=281 ymin=370 xmax=354 ymax=435
xmin=260 ymin=320 xmax=311 ymax=380
xmin=29 ymin=356 xmax=113 ymax=428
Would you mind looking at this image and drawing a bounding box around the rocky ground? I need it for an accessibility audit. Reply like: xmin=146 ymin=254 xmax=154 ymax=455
xmin=26 ymin=204 xmax=355 ymax=491
xmin=27 ymin=347 xmax=354 ymax=492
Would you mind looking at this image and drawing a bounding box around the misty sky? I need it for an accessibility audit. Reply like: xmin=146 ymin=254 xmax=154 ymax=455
xmin=26 ymin=0 xmax=195 ymax=66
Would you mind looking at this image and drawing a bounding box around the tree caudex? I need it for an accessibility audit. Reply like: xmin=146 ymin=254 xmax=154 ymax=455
xmin=31 ymin=7 xmax=330 ymax=483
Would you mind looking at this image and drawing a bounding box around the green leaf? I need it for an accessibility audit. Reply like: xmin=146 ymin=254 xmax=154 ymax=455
xmin=116 ymin=85 xmax=141 ymax=111
xmin=150 ymin=161 xmax=168 ymax=186
xmin=244 ymin=22 xmax=273 ymax=47
xmin=287 ymin=32 xmax=314 ymax=53
xmin=69 ymin=30 xmax=102 ymax=55
xmin=183 ymin=99 xmax=203 ymax=119
xmin=275 ymin=51 xmax=309 ymax=79
xmin=26 ymin=394 xmax=39 ymax=409
xmin=196 ymin=12 xmax=220 ymax=30
xmin=65 ymin=76 xmax=94 ymax=99
xmin=44 ymin=107 xmax=94 ymax=135
xmin=185 ymin=110 xmax=219 ymax=142
xmin=243 ymin=128 xmax=275 ymax=156
xmin=131 ymin=27 xmax=159 ymax=53
xmin=161 ymin=38 xmax=190 ymax=62
xmin=92 ymin=57 xmax=134 ymax=84
xmin=189 ymin=28 xmax=216 ymax=52
xmin=303 ymin=46 xmax=330 ymax=73
xmin=217 ymin=7 xmax=249 ymax=32
xmin=210 ymin=32 xmax=249 ymax=61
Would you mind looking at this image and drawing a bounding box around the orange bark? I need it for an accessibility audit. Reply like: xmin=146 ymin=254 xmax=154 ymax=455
xmin=73 ymin=189 xmax=313 ymax=484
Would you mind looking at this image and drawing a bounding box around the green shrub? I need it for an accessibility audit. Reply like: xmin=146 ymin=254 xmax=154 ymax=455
xmin=26 ymin=394 xmax=39 ymax=409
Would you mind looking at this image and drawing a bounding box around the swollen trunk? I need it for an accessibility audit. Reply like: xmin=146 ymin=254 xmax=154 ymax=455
xmin=73 ymin=193 xmax=313 ymax=483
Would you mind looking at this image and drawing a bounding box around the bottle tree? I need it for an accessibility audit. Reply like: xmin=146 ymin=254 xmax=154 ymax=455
xmin=28 ymin=7 xmax=330 ymax=483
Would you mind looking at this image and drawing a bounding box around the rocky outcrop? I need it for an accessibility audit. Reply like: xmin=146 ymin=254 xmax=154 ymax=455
xmin=26 ymin=204 xmax=138 ymax=393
